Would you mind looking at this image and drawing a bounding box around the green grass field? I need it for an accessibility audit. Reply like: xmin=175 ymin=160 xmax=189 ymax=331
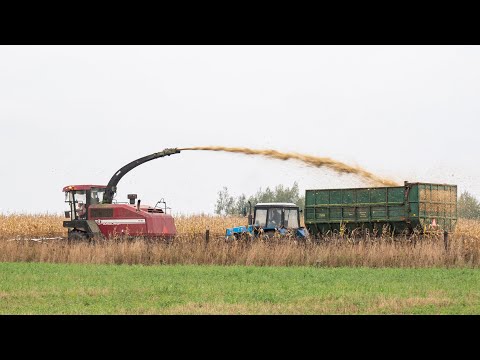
xmin=0 ymin=262 xmax=479 ymax=314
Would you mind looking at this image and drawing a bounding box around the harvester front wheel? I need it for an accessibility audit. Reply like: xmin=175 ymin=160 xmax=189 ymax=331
xmin=68 ymin=230 xmax=89 ymax=242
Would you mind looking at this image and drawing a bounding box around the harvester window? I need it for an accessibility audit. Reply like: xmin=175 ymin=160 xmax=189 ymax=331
xmin=254 ymin=209 xmax=267 ymax=227
xmin=284 ymin=209 xmax=299 ymax=228
xmin=73 ymin=191 xmax=87 ymax=219
xmin=91 ymin=189 xmax=104 ymax=204
xmin=267 ymin=208 xmax=282 ymax=228
xmin=77 ymin=203 xmax=87 ymax=219
xmin=73 ymin=191 xmax=87 ymax=204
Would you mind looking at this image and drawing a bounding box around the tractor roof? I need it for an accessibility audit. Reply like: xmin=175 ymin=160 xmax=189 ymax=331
xmin=63 ymin=185 xmax=107 ymax=192
xmin=255 ymin=202 xmax=298 ymax=207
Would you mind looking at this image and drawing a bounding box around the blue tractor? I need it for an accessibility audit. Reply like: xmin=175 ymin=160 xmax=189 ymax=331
xmin=225 ymin=202 xmax=308 ymax=240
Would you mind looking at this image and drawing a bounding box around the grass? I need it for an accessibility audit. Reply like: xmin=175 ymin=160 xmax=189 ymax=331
xmin=0 ymin=262 xmax=479 ymax=314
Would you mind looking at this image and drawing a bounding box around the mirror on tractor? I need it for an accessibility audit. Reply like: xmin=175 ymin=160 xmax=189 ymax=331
xmin=242 ymin=206 xmax=247 ymax=217
xmin=64 ymin=211 xmax=70 ymax=218
xmin=128 ymin=194 xmax=138 ymax=205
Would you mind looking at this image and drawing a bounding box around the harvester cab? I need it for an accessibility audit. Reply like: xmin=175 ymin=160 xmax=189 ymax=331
xmin=64 ymin=185 xmax=106 ymax=221
xmin=226 ymin=202 xmax=308 ymax=240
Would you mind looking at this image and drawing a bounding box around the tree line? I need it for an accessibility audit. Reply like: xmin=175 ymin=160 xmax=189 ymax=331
xmin=215 ymin=184 xmax=480 ymax=220
xmin=458 ymin=191 xmax=480 ymax=219
xmin=215 ymin=182 xmax=305 ymax=216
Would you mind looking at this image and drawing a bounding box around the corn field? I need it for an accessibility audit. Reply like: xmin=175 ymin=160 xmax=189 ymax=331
xmin=0 ymin=214 xmax=479 ymax=267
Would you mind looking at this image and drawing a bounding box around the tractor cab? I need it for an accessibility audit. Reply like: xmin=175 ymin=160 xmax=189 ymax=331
xmin=226 ymin=202 xmax=308 ymax=240
xmin=63 ymin=185 xmax=107 ymax=221
xmin=253 ymin=203 xmax=301 ymax=231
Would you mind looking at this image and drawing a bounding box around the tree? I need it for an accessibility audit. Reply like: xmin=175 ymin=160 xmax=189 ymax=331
xmin=458 ymin=191 xmax=480 ymax=219
xmin=214 ymin=187 xmax=236 ymax=216
xmin=214 ymin=182 xmax=305 ymax=215
xmin=234 ymin=194 xmax=247 ymax=215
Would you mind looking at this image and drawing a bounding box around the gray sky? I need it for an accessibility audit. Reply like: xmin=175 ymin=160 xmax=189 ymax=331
xmin=1 ymin=45 xmax=479 ymax=215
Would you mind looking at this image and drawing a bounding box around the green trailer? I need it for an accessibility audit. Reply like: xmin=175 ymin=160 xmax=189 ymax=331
xmin=304 ymin=182 xmax=457 ymax=236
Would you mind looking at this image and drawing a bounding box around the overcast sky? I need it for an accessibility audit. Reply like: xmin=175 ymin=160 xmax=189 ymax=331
xmin=1 ymin=45 xmax=478 ymax=215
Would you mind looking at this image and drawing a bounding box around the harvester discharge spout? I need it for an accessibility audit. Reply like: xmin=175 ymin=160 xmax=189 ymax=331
xmin=102 ymin=148 xmax=181 ymax=204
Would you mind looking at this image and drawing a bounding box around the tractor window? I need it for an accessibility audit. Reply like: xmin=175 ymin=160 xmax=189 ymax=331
xmin=267 ymin=208 xmax=282 ymax=228
xmin=284 ymin=209 xmax=299 ymax=228
xmin=254 ymin=209 xmax=267 ymax=227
